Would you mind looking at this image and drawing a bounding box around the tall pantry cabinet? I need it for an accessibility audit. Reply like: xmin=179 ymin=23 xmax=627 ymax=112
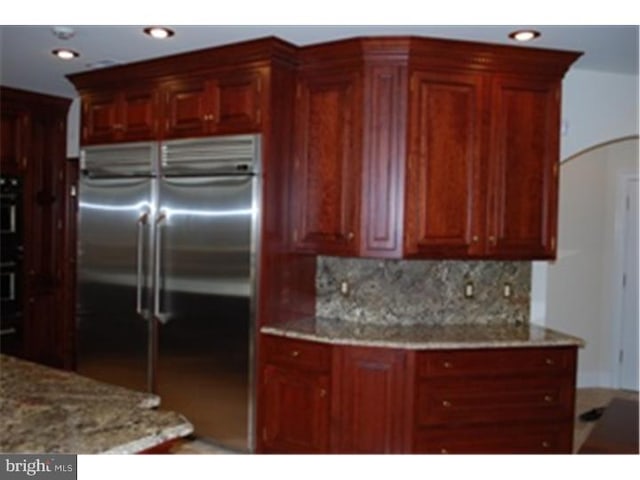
xmin=0 ymin=86 xmax=76 ymax=369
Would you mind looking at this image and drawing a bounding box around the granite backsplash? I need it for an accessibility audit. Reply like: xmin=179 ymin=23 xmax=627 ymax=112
xmin=316 ymin=256 xmax=531 ymax=326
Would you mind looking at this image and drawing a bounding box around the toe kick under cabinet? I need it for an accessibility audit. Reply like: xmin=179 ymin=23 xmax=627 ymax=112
xmin=258 ymin=335 xmax=577 ymax=454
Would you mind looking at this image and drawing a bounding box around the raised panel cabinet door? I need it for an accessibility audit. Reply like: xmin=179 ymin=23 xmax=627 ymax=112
xmin=1 ymin=108 xmax=29 ymax=173
xmin=293 ymin=71 xmax=360 ymax=255
xmin=82 ymin=92 xmax=120 ymax=144
xmin=331 ymin=346 xmax=409 ymax=453
xmin=487 ymin=76 xmax=561 ymax=259
xmin=163 ymin=79 xmax=212 ymax=138
xmin=120 ymin=89 xmax=158 ymax=141
xmin=211 ymin=70 xmax=264 ymax=133
xmin=262 ymin=365 xmax=330 ymax=453
xmin=405 ymin=71 xmax=485 ymax=258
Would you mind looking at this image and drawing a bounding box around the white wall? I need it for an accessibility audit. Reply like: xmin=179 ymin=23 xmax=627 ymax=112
xmin=545 ymin=138 xmax=638 ymax=387
xmin=531 ymin=68 xmax=639 ymax=329
xmin=560 ymin=69 xmax=639 ymax=160
xmin=66 ymin=97 xmax=81 ymax=158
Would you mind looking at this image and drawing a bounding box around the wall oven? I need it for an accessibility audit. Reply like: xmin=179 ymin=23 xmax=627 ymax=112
xmin=1 ymin=175 xmax=23 ymax=352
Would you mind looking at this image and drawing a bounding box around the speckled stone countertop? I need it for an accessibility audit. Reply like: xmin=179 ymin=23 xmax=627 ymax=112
xmin=261 ymin=318 xmax=585 ymax=350
xmin=0 ymin=354 xmax=193 ymax=454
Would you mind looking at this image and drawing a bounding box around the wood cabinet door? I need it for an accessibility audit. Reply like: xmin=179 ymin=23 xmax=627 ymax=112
xmin=331 ymin=347 xmax=410 ymax=453
xmin=487 ymin=76 xmax=560 ymax=259
xmin=163 ymin=78 xmax=212 ymax=138
xmin=82 ymin=92 xmax=120 ymax=144
xmin=1 ymin=108 xmax=29 ymax=174
xmin=119 ymin=89 xmax=158 ymax=141
xmin=293 ymin=71 xmax=361 ymax=255
xmin=262 ymin=364 xmax=330 ymax=453
xmin=211 ymin=70 xmax=264 ymax=133
xmin=404 ymin=71 xmax=485 ymax=258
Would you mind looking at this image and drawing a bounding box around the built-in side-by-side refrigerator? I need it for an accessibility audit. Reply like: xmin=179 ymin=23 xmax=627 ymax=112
xmin=77 ymin=134 xmax=260 ymax=451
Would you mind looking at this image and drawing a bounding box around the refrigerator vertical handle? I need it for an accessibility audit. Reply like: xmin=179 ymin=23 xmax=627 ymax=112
xmin=154 ymin=210 xmax=169 ymax=323
xmin=136 ymin=209 xmax=150 ymax=316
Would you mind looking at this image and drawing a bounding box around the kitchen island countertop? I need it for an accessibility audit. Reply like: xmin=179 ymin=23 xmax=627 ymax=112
xmin=261 ymin=317 xmax=585 ymax=350
xmin=0 ymin=354 xmax=193 ymax=454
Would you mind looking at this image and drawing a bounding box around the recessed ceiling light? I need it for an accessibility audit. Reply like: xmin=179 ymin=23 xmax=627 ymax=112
xmin=52 ymin=48 xmax=79 ymax=60
xmin=143 ymin=27 xmax=175 ymax=39
xmin=508 ymin=30 xmax=541 ymax=42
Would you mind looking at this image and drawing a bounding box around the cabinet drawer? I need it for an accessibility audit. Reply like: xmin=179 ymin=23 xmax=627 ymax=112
xmin=416 ymin=376 xmax=574 ymax=426
xmin=417 ymin=347 xmax=575 ymax=378
xmin=414 ymin=422 xmax=573 ymax=454
xmin=262 ymin=335 xmax=331 ymax=372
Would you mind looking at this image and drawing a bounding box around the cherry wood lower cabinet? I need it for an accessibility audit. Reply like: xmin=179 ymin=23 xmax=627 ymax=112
xmin=331 ymin=346 xmax=412 ymax=453
xmin=258 ymin=335 xmax=577 ymax=454
xmin=260 ymin=337 xmax=331 ymax=453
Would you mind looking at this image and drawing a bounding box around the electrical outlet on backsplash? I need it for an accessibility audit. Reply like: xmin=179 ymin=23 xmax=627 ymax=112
xmin=315 ymin=256 xmax=531 ymax=326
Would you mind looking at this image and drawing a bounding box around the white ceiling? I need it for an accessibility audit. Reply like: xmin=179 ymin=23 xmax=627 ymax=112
xmin=1 ymin=25 xmax=638 ymax=99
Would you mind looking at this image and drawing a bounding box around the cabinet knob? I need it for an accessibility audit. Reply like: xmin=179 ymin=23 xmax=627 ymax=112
xmin=290 ymin=350 xmax=300 ymax=358
xmin=346 ymin=232 xmax=355 ymax=241
xmin=319 ymin=388 xmax=327 ymax=398
xmin=442 ymin=400 xmax=452 ymax=408
xmin=541 ymin=441 xmax=550 ymax=449
xmin=440 ymin=448 xmax=448 ymax=454
xmin=488 ymin=236 xmax=496 ymax=245
xmin=442 ymin=361 xmax=453 ymax=369
xmin=544 ymin=395 xmax=553 ymax=403
xmin=472 ymin=235 xmax=479 ymax=243
xmin=545 ymin=358 xmax=555 ymax=366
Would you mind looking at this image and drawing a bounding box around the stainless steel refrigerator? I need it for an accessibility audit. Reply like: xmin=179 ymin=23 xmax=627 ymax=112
xmin=76 ymin=134 xmax=260 ymax=451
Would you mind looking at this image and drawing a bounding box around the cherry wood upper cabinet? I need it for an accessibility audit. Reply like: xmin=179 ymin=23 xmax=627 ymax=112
xmin=82 ymin=88 xmax=157 ymax=144
xmin=487 ymin=76 xmax=561 ymax=259
xmin=405 ymin=71 xmax=486 ymax=258
xmin=292 ymin=69 xmax=361 ymax=255
xmin=67 ymin=38 xmax=293 ymax=147
xmin=212 ymin=69 xmax=265 ymax=134
xmin=162 ymin=77 xmax=211 ymax=138
xmin=162 ymin=69 xmax=265 ymax=138
xmin=291 ymin=37 xmax=580 ymax=260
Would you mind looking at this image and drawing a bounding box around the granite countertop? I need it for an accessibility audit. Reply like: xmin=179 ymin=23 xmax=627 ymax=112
xmin=0 ymin=354 xmax=193 ymax=454
xmin=261 ymin=317 xmax=585 ymax=350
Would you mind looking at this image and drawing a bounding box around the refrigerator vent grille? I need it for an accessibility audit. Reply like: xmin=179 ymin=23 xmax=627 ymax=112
xmin=82 ymin=144 xmax=155 ymax=176
xmin=162 ymin=135 xmax=258 ymax=174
